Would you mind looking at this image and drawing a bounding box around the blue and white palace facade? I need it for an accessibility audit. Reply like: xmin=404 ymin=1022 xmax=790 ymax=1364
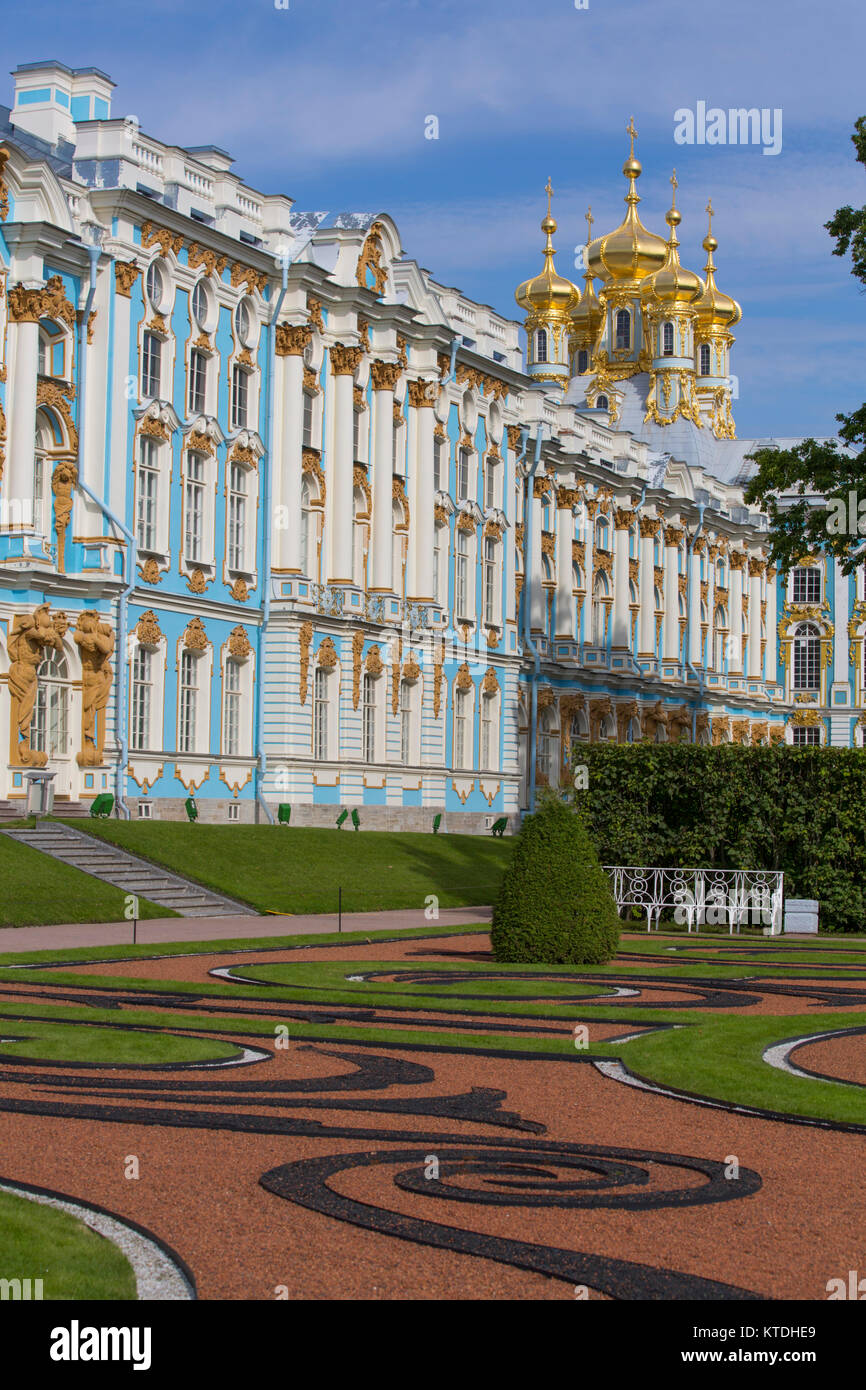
xmin=0 ymin=63 xmax=863 ymax=828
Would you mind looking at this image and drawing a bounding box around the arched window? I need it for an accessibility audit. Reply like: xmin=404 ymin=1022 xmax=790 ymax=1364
xmin=536 ymin=328 xmax=548 ymax=363
xmin=596 ymin=394 xmax=609 ymax=411
xmin=615 ymin=309 xmax=630 ymax=350
xmin=792 ymin=623 xmax=820 ymax=691
xmin=353 ymin=484 xmax=368 ymax=588
xmin=592 ymin=573 xmax=609 ymax=647
xmin=577 ymin=349 xmax=589 ymax=375
xmin=662 ymin=321 xmax=675 ymax=356
xmin=301 ymin=474 xmax=316 ymax=577
xmin=571 ymin=709 xmax=589 ymax=744
xmin=699 ymin=343 xmax=711 ymax=376
xmin=433 ymin=524 xmax=447 ymax=606
xmin=31 ymin=651 xmax=70 ymax=758
xmin=400 ymin=680 xmax=414 ymax=764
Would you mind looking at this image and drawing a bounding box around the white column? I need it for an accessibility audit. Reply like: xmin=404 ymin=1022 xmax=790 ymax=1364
xmin=274 ymin=329 xmax=307 ymax=572
xmin=504 ymin=436 xmax=518 ymax=626
xmin=729 ymin=553 xmax=745 ymax=674
xmin=6 ymin=308 xmax=39 ymax=526
xmin=554 ymin=488 xmax=574 ymax=638
xmin=765 ymin=566 xmax=778 ymax=683
xmin=833 ymin=559 xmax=849 ymax=691
xmin=328 ymin=345 xmax=361 ymax=585
xmin=408 ymin=381 xmax=435 ymax=602
xmin=689 ymin=539 xmax=703 ymax=665
xmin=706 ymin=544 xmax=716 ymax=668
xmin=370 ymin=360 xmax=401 ymax=593
xmin=638 ymin=518 xmax=656 ymax=657
xmin=747 ymin=558 xmax=763 ymax=678
xmin=582 ymin=501 xmax=595 ymax=646
xmin=663 ymin=523 xmax=682 ymax=660
xmin=612 ymin=508 xmax=633 ymax=649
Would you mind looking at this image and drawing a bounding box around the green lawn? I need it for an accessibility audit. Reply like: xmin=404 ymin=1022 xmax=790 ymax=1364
xmin=0 ymin=1018 xmax=248 ymax=1066
xmin=0 ymin=833 xmax=169 ymax=928
xmin=71 ymin=822 xmax=513 ymax=914
xmin=0 ymin=1188 xmax=136 ymax=1300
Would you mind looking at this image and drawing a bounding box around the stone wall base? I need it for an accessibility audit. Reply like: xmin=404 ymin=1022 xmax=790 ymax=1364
xmin=125 ymin=798 xmax=518 ymax=836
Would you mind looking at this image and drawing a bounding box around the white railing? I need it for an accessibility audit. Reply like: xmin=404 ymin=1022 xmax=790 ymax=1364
xmin=603 ymin=865 xmax=784 ymax=935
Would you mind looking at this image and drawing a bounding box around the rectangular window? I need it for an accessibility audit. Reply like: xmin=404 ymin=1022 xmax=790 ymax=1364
xmin=481 ymin=695 xmax=492 ymax=768
xmin=456 ymin=530 xmax=469 ymax=616
xmin=485 ymin=461 xmax=496 ymax=511
xmin=433 ymin=438 xmax=442 ymax=492
xmin=302 ymin=393 xmax=314 ymax=449
xmin=224 ymin=658 xmax=241 ymax=756
xmin=353 ymin=409 xmax=361 ymax=460
xmin=131 ymin=646 xmax=152 ymax=751
xmin=458 ymin=449 xmax=471 ymax=501
xmin=484 ymin=538 xmax=497 ymax=625
xmin=231 ymin=365 xmax=248 ymax=429
xmin=793 ymin=634 xmax=820 ymax=690
xmin=400 ymin=683 xmax=411 ymax=764
xmin=184 ymin=454 xmax=205 ymax=563
xmin=313 ymin=668 xmax=329 ymax=760
xmin=362 ymin=673 xmax=376 ymax=763
xmin=142 ymin=332 xmax=161 ymax=399
xmin=792 ymin=726 xmax=820 ymax=746
xmin=188 ymin=350 xmax=207 ymax=415
xmin=178 ymin=650 xmax=198 ymax=754
xmin=228 ymin=463 xmax=247 ymax=571
xmin=792 ymin=567 xmax=821 ymax=604
xmin=137 ymin=438 xmax=159 ymax=551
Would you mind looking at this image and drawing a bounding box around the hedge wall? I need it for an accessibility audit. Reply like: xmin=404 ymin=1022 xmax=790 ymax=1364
xmin=573 ymin=744 xmax=866 ymax=933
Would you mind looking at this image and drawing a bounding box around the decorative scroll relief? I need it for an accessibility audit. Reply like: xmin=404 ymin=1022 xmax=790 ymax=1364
xmin=136 ymin=611 xmax=164 ymax=646
xmin=356 ymin=223 xmax=387 ymax=295
xmin=299 ymin=622 xmax=313 ymax=705
xmin=141 ymin=222 xmax=184 ymax=258
xmin=228 ymin=626 xmax=252 ymax=660
xmin=8 ymin=275 xmax=76 ymax=326
xmin=183 ymin=617 xmax=208 ymax=650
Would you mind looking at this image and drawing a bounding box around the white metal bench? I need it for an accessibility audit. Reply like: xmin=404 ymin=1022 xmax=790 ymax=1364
xmin=603 ymin=866 xmax=784 ymax=936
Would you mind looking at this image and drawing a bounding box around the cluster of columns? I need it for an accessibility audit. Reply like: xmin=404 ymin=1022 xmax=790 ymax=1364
xmin=273 ymin=328 xmax=437 ymax=603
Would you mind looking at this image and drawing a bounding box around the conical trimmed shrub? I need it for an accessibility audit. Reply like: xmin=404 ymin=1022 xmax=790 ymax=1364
xmin=491 ymin=797 xmax=621 ymax=965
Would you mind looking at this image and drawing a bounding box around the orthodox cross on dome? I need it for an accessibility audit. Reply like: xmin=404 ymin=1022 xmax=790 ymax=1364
xmin=545 ymin=176 xmax=554 ymax=216
xmin=626 ymin=116 xmax=637 ymax=155
xmin=706 ymin=197 xmax=714 ymax=234
xmin=585 ymin=205 xmax=594 ymax=240
xmin=670 ymin=169 xmax=678 ymax=204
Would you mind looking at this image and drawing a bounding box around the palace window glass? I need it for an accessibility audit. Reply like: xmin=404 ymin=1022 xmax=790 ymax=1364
xmin=131 ymin=646 xmax=152 ymax=751
xmin=400 ymin=682 xmax=412 ymax=764
xmin=231 ymin=365 xmax=249 ymax=429
xmin=792 ymin=725 xmax=821 ymax=746
xmin=456 ymin=529 xmax=469 ymax=615
xmin=458 ymin=448 xmax=471 ymax=501
xmin=699 ymin=343 xmax=711 ymax=376
xmin=141 ymin=332 xmax=161 ymax=399
xmin=228 ymin=463 xmax=247 ymax=571
xmin=662 ymin=321 xmax=674 ymax=356
xmin=536 ymin=328 xmax=548 ymax=363
xmin=188 ymin=349 xmax=207 ymax=415
xmin=615 ymin=310 xmax=630 ymax=350
xmin=136 ymin=437 xmax=159 ymax=551
xmin=223 ymin=659 xmax=241 ymax=756
xmin=792 ymin=623 xmax=821 ymax=690
xmin=484 ymin=538 xmax=497 ymax=625
xmin=178 ymin=651 xmax=198 ymax=754
xmin=454 ymin=687 xmax=469 ymax=767
xmin=433 ymin=437 xmax=443 ymax=492
xmin=184 ymin=454 xmax=205 ymax=563
xmin=31 ymin=653 xmax=69 ymax=758
xmin=792 ymin=566 xmax=821 ymax=604
xmin=302 ymin=393 xmax=315 ymax=449
xmin=313 ymin=668 xmax=329 ymax=760
xmin=362 ymin=673 xmax=376 ymax=762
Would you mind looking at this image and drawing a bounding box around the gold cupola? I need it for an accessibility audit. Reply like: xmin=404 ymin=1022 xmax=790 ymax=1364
xmin=515 ymin=178 xmax=580 ymax=384
xmin=643 ymin=172 xmax=703 ymax=308
xmin=568 ymin=206 xmax=605 ymax=372
xmin=586 ymin=120 xmax=669 ymax=289
xmin=693 ymin=200 xmax=742 ymax=330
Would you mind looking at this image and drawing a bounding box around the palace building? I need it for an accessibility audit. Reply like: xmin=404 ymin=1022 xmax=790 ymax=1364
xmin=0 ymin=63 xmax=862 ymax=828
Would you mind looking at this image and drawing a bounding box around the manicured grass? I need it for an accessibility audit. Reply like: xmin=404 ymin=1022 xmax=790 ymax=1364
xmin=0 ymin=833 xmax=169 ymax=928
xmin=70 ymin=822 xmax=513 ymax=914
xmin=0 ymin=1018 xmax=247 ymax=1065
xmin=0 ymin=1188 xmax=136 ymax=1300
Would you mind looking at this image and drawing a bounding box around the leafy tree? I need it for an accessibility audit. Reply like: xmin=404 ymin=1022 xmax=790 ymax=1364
xmin=743 ymin=117 xmax=866 ymax=575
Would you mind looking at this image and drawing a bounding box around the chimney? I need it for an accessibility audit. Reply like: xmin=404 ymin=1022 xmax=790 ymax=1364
xmin=10 ymin=61 xmax=115 ymax=147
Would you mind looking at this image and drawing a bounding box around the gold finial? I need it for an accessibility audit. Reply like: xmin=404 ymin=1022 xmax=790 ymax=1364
xmin=703 ymin=197 xmax=718 ymax=256
xmin=585 ymin=206 xmax=594 ymax=241
xmin=670 ymin=169 xmax=678 ymax=205
xmin=627 ymin=116 xmax=637 ymax=157
xmin=706 ymin=198 xmax=714 ymax=233
xmin=545 ymin=176 xmax=554 ymax=217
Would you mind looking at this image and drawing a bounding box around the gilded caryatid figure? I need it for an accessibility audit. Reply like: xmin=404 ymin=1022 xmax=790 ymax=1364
xmin=51 ymin=460 xmax=78 ymax=572
xmin=7 ymin=604 xmax=67 ymax=766
xmin=74 ymin=611 xmax=115 ymax=767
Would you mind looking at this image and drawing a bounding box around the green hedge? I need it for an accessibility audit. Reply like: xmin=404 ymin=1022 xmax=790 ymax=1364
xmin=573 ymin=744 xmax=866 ymax=933
xmin=491 ymin=796 xmax=621 ymax=964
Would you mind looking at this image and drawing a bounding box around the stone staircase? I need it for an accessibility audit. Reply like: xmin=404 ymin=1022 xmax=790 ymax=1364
xmin=0 ymin=800 xmax=89 ymax=823
xmin=1 ymin=823 xmax=256 ymax=918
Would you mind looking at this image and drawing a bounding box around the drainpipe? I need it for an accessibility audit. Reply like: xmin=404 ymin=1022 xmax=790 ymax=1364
xmin=75 ymin=239 xmax=136 ymax=819
xmin=522 ymin=425 xmax=546 ymax=815
xmin=441 ymin=337 xmax=459 ymax=386
xmin=685 ymin=503 xmax=706 ymax=741
xmin=254 ymin=255 xmax=289 ymax=825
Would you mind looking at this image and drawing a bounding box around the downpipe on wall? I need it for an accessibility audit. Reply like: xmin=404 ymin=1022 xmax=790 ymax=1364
xmin=685 ymin=503 xmax=706 ymax=740
xmin=522 ymin=425 xmax=546 ymax=816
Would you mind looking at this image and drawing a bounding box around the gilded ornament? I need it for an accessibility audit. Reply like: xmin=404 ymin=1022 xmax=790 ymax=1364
xmin=75 ymin=612 xmax=115 ymax=766
xmin=275 ymin=323 xmax=312 ymax=357
xmin=114 ymin=261 xmax=140 ymax=297
xmin=228 ymin=626 xmax=252 ymax=659
xmin=139 ymin=557 xmax=163 ymax=584
xmin=141 ymin=222 xmax=184 ymax=258
xmin=187 ymin=243 xmax=227 ymax=278
xmin=231 ymin=262 xmax=268 ymax=295
xmin=356 ymin=223 xmax=387 ymax=295
xmin=187 ymin=568 xmax=208 ymax=594
xmin=51 ymin=461 xmax=78 ymax=572
xmin=330 ymin=343 xmax=364 ymax=377
xmin=299 ymin=622 xmax=313 ymax=704
xmin=352 ymin=631 xmax=364 ymax=709
xmin=136 ymin=611 xmax=164 ymax=646
xmin=183 ymin=616 xmax=208 ymax=650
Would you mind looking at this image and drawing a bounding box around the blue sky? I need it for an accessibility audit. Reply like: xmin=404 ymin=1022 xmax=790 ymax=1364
xmin=3 ymin=0 xmax=865 ymax=440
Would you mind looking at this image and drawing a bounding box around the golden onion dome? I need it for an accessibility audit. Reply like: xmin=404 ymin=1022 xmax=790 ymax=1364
xmin=569 ymin=206 xmax=605 ymax=343
xmin=515 ymin=179 xmax=581 ymax=320
xmin=586 ymin=121 xmax=669 ymax=286
xmin=643 ymin=172 xmax=703 ymax=307
xmin=693 ymin=200 xmax=742 ymax=330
